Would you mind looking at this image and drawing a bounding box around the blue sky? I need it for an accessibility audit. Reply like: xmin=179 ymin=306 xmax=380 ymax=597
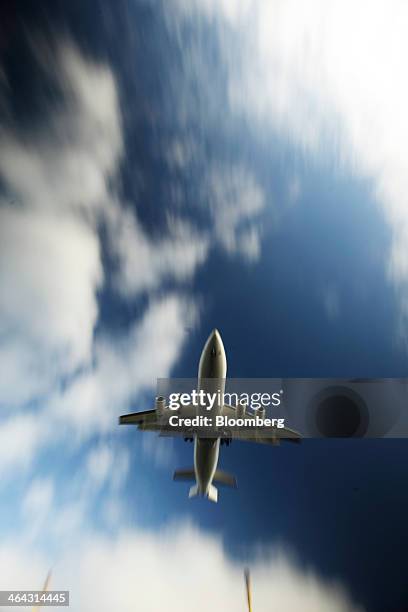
xmin=1 ymin=1 xmax=408 ymax=610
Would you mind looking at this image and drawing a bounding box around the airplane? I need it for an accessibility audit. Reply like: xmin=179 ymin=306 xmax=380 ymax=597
xmin=119 ymin=329 xmax=301 ymax=502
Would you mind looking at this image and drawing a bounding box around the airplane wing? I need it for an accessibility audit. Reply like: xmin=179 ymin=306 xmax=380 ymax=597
xmin=119 ymin=404 xmax=301 ymax=443
xmin=119 ymin=405 xmax=198 ymax=436
xmin=221 ymin=404 xmax=301 ymax=444
xmin=119 ymin=408 xmax=157 ymax=425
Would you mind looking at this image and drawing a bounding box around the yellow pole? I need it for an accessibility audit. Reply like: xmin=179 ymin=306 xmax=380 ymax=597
xmin=32 ymin=569 xmax=51 ymax=612
xmin=244 ymin=568 xmax=252 ymax=612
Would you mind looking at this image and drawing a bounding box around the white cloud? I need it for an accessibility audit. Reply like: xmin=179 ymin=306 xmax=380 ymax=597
xmin=49 ymin=294 xmax=197 ymax=434
xmin=14 ymin=444 xmax=130 ymax=545
xmin=22 ymin=477 xmax=54 ymax=517
xmin=0 ymin=36 xmax=206 ymax=408
xmin=173 ymin=0 xmax=408 ymax=339
xmin=108 ymin=207 xmax=209 ymax=297
xmin=0 ymin=38 xmax=205 ymax=477
xmin=142 ymin=432 xmax=176 ymax=468
xmin=101 ymin=497 xmax=126 ymax=527
xmin=51 ymin=500 xmax=87 ymax=540
xmin=0 ymin=545 xmax=48 ymax=591
xmin=164 ymin=138 xmax=198 ymax=169
xmin=171 ymin=0 xmax=252 ymax=25
xmin=0 ymin=413 xmax=49 ymax=478
xmin=86 ymin=445 xmax=116 ymax=488
xmin=0 ymin=524 xmax=363 ymax=612
xmin=0 ymin=41 xmax=118 ymax=409
xmin=0 ymin=27 xmax=272 ymax=480
xmin=0 ymin=42 xmax=123 ymax=216
xmin=21 ymin=477 xmax=55 ymax=540
xmin=85 ymin=444 xmax=130 ymax=491
xmin=206 ymin=165 xmax=265 ymax=260
xmin=0 ymin=206 xmax=102 ymax=405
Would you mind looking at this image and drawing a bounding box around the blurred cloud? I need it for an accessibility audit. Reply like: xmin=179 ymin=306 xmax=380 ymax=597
xmin=22 ymin=477 xmax=54 ymax=517
xmin=206 ymin=164 xmax=265 ymax=261
xmin=142 ymin=432 xmax=176 ymax=469
xmin=171 ymin=0 xmax=408 ymax=341
xmin=0 ymin=41 xmax=122 ymax=216
xmin=86 ymin=445 xmax=116 ymax=488
xmin=85 ymin=444 xmax=130 ymax=492
xmin=0 ymin=207 xmax=102 ymax=406
xmin=0 ymin=38 xmax=201 ymax=475
xmin=0 ymin=413 xmax=48 ymax=478
xmin=0 ymin=22 xmax=375 ymax=610
xmin=108 ymin=208 xmax=209 ymax=297
xmin=49 ymin=294 xmax=197 ymax=435
xmin=21 ymin=477 xmax=55 ymax=541
xmin=0 ymin=524 xmax=364 ymax=611
xmin=164 ymin=138 xmax=198 ymax=169
xmin=0 ymin=544 xmax=48 ymax=592
xmin=15 ymin=442 xmax=130 ymax=546
xmin=0 ymin=31 xmax=265 ymax=444
xmin=0 ymin=41 xmax=116 ymax=409
xmin=172 ymin=0 xmax=252 ymax=25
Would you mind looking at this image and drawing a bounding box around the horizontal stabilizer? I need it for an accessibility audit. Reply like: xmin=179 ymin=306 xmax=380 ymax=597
xmin=174 ymin=469 xmax=195 ymax=482
xmin=213 ymin=470 xmax=237 ymax=488
xmin=207 ymin=484 xmax=218 ymax=503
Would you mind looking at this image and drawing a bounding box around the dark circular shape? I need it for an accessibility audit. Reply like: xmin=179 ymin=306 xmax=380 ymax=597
xmin=307 ymin=386 xmax=370 ymax=438
xmin=316 ymin=395 xmax=361 ymax=437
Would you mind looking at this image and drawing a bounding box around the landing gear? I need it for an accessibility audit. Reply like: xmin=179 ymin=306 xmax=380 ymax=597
xmin=221 ymin=438 xmax=232 ymax=447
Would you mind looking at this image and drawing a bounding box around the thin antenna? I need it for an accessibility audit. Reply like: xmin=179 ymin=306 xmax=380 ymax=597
xmin=244 ymin=568 xmax=252 ymax=612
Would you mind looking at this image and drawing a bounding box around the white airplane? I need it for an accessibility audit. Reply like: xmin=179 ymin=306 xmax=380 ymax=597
xmin=119 ymin=329 xmax=301 ymax=502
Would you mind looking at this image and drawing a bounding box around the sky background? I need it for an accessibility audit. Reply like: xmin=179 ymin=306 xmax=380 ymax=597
xmin=1 ymin=1 xmax=408 ymax=610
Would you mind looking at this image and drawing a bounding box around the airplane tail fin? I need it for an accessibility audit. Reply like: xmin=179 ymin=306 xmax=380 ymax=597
xmin=207 ymin=484 xmax=218 ymax=503
xmin=189 ymin=484 xmax=199 ymax=498
xmin=188 ymin=483 xmax=218 ymax=502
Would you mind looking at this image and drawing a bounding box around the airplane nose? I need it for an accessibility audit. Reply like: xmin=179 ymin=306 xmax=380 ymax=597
xmin=199 ymin=328 xmax=227 ymax=378
xmin=211 ymin=328 xmax=222 ymax=349
xmin=210 ymin=329 xmax=225 ymax=359
xmin=202 ymin=329 xmax=225 ymax=356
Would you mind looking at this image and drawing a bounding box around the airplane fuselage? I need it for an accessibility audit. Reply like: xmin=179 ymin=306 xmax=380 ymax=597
xmin=193 ymin=329 xmax=226 ymax=498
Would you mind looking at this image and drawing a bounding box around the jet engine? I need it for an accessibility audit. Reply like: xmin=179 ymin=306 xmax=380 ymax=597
xmin=256 ymin=407 xmax=266 ymax=419
xmin=236 ymin=401 xmax=247 ymax=418
xmin=155 ymin=395 xmax=166 ymax=417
